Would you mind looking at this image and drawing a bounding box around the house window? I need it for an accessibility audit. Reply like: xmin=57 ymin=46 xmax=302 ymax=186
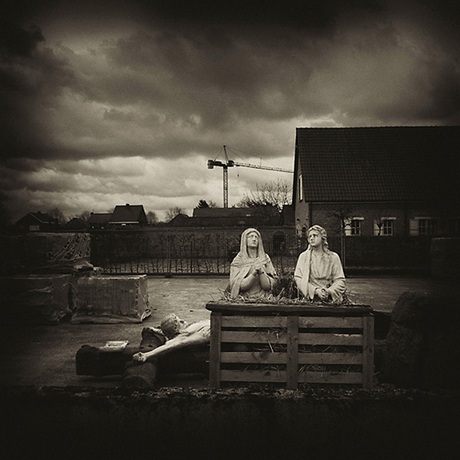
xmin=345 ymin=218 xmax=363 ymax=236
xmin=418 ymin=218 xmax=437 ymax=236
xmin=410 ymin=217 xmax=438 ymax=236
xmin=374 ymin=218 xmax=395 ymax=236
xmin=29 ymin=225 xmax=40 ymax=232
xmin=382 ymin=219 xmax=393 ymax=236
xmin=298 ymin=174 xmax=303 ymax=202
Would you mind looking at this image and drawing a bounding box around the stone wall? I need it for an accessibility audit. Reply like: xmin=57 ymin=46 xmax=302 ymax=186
xmin=383 ymin=291 xmax=460 ymax=389
xmin=431 ymin=237 xmax=460 ymax=278
xmin=1 ymin=386 xmax=458 ymax=459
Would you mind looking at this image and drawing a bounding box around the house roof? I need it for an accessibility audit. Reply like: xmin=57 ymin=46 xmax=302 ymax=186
xmin=193 ymin=208 xmax=258 ymax=218
xmin=31 ymin=212 xmax=55 ymax=223
xmin=15 ymin=212 xmax=55 ymax=225
xmin=295 ymin=126 xmax=460 ymax=202
xmin=168 ymin=206 xmax=282 ymax=227
xmin=63 ymin=217 xmax=86 ymax=229
xmin=88 ymin=213 xmax=112 ymax=224
xmin=110 ymin=204 xmax=146 ymax=224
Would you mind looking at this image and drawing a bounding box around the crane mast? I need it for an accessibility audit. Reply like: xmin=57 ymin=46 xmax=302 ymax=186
xmin=207 ymin=145 xmax=293 ymax=208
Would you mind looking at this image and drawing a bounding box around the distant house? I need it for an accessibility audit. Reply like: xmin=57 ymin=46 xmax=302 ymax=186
xmin=165 ymin=207 xmax=294 ymax=256
xmin=109 ymin=204 xmax=148 ymax=227
xmin=293 ymin=126 xmax=460 ymax=238
xmin=168 ymin=206 xmax=283 ymax=227
xmin=88 ymin=213 xmax=112 ymax=230
xmin=15 ymin=212 xmax=58 ymax=233
xmin=63 ymin=217 xmax=87 ymax=231
xmin=168 ymin=213 xmax=191 ymax=227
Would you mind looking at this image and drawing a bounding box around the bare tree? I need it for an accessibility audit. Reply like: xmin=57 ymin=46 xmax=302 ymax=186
xmin=78 ymin=211 xmax=91 ymax=223
xmin=372 ymin=211 xmax=393 ymax=236
xmin=237 ymin=179 xmax=292 ymax=212
xmin=47 ymin=207 xmax=67 ymax=225
xmin=329 ymin=205 xmax=355 ymax=268
xmin=165 ymin=206 xmax=185 ymax=222
xmin=146 ymin=211 xmax=158 ymax=225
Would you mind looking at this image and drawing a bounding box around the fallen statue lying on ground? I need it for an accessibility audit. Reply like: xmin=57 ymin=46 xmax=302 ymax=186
xmin=132 ymin=313 xmax=211 ymax=363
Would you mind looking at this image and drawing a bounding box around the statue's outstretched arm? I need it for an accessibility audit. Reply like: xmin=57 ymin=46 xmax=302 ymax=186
xmin=132 ymin=321 xmax=210 ymax=363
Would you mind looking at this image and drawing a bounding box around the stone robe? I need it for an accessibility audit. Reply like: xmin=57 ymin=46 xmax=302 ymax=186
xmin=229 ymin=228 xmax=277 ymax=299
xmin=294 ymin=248 xmax=346 ymax=303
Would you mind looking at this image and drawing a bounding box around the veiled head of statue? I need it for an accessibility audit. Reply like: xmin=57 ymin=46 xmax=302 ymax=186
xmin=240 ymin=228 xmax=265 ymax=258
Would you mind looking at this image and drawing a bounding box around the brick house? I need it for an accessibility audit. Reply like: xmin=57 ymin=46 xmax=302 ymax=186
xmin=293 ymin=126 xmax=460 ymax=239
xmin=178 ymin=206 xmax=282 ymax=227
xmin=166 ymin=206 xmax=295 ymax=256
xmin=88 ymin=213 xmax=112 ymax=229
xmin=15 ymin=212 xmax=58 ymax=233
xmin=109 ymin=204 xmax=148 ymax=227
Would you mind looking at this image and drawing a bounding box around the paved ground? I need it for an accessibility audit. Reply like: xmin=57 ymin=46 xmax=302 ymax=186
xmin=0 ymin=275 xmax=452 ymax=389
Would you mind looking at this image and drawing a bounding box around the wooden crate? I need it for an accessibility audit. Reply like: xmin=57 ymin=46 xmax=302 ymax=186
xmin=206 ymin=302 xmax=374 ymax=390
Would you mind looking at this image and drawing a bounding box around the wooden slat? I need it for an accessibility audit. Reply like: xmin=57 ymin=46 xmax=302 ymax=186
xmin=298 ymin=371 xmax=364 ymax=384
xmin=221 ymin=316 xmax=287 ymax=328
xmin=209 ymin=312 xmax=222 ymax=389
xmin=221 ymin=370 xmax=364 ymax=384
xmin=221 ymin=369 xmax=286 ymax=383
xmin=298 ymin=353 xmax=363 ymax=365
xmin=207 ymin=302 xmax=373 ymax=316
xmin=299 ymin=317 xmax=363 ymax=329
xmin=221 ymin=351 xmax=287 ymax=364
xmin=222 ymin=332 xmax=362 ymax=345
xmin=362 ymin=315 xmax=375 ymax=389
xmin=211 ymin=307 xmax=373 ymax=389
xmin=298 ymin=333 xmax=363 ymax=346
xmin=221 ymin=330 xmax=288 ymax=344
xmin=286 ymin=316 xmax=299 ymax=390
xmin=220 ymin=352 xmax=363 ymax=365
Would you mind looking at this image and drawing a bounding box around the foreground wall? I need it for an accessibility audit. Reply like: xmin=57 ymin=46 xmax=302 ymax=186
xmin=1 ymin=386 xmax=458 ymax=460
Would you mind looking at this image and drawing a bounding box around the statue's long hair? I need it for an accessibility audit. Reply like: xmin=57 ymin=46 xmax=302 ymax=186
xmin=307 ymin=225 xmax=330 ymax=252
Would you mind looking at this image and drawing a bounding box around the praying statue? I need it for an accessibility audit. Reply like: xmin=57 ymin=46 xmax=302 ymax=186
xmin=294 ymin=225 xmax=346 ymax=304
xmin=229 ymin=227 xmax=277 ymax=299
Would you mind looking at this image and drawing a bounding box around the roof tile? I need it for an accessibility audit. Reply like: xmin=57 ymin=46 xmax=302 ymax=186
xmin=296 ymin=126 xmax=460 ymax=202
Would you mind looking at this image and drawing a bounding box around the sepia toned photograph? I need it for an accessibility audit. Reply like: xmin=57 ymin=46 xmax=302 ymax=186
xmin=1 ymin=1 xmax=459 ymax=459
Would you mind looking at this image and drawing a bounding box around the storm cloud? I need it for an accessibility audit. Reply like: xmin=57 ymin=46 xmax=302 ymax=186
xmin=1 ymin=0 xmax=459 ymax=221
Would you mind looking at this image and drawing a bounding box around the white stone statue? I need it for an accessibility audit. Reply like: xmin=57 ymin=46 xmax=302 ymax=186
xmin=132 ymin=314 xmax=210 ymax=363
xmin=229 ymin=228 xmax=277 ymax=299
xmin=294 ymin=225 xmax=346 ymax=304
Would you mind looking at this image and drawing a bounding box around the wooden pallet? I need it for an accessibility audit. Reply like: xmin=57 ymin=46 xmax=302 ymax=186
xmin=206 ymin=302 xmax=374 ymax=390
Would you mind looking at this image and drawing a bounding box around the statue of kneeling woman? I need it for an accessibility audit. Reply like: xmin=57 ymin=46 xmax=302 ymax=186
xmin=294 ymin=225 xmax=346 ymax=304
xmin=229 ymin=227 xmax=277 ymax=299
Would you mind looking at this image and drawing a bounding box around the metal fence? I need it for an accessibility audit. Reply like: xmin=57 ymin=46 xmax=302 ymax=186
xmin=90 ymin=230 xmax=431 ymax=275
xmin=99 ymin=256 xmax=299 ymax=276
xmin=91 ymin=230 xmax=299 ymax=275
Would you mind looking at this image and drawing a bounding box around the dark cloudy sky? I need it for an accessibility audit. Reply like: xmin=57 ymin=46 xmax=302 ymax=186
xmin=2 ymin=0 xmax=460 ymax=222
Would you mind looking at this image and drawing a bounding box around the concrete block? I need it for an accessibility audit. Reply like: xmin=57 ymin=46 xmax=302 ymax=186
xmin=71 ymin=275 xmax=151 ymax=323
xmin=0 ymin=274 xmax=73 ymax=324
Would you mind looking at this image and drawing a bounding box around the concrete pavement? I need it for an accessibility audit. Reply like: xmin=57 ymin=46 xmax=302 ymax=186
xmin=0 ymin=275 xmax=451 ymax=389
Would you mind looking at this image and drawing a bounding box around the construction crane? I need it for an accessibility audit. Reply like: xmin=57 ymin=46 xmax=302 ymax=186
xmin=207 ymin=145 xmax=294 ymax=208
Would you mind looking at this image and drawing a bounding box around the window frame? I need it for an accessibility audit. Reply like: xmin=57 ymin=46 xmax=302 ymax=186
xmin=410 ymin=217 xmax=438 ymax=236
xmin=345 ymin=217 xmax=364 ymax=236
xmin=374 ymin=217 xmax=396 ymax=236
